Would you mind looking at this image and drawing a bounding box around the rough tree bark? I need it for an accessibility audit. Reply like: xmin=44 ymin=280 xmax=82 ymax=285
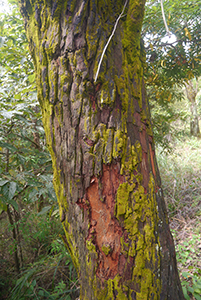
xmin=18 ymin=0 xmax=185 ymax=299
xmin=185 ymin=79 xmax=200 ymax=137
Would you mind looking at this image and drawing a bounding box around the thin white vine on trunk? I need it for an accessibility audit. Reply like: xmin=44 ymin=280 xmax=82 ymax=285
xmin=94 ymin=0 xmax=128 ymax=83
xmin=160 ymin=0 xmax=171 ymax=37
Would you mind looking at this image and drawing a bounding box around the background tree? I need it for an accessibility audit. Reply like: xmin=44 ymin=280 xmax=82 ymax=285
xmin=17 ymin=0 xmax=185 ymax=299
xmin=185 ymin=78 xmax=200 ymax=137
xmin=143 ymin=0 xmax=201 ymax=140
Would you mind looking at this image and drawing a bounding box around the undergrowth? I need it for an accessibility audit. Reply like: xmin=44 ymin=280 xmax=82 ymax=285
xmin=0 ymin=211 xmax=78 ymax=300
xmin=157 ymin=136 xmax=201 ymax=300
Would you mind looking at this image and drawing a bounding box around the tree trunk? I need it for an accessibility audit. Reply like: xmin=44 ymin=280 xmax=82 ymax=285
xmin=185 ymin=79 xmax=200 ymax=137
xmin=18 ymin=0 xmax=184 ymax=299
xmin=6 ymin=205 xmax=20 ymax=273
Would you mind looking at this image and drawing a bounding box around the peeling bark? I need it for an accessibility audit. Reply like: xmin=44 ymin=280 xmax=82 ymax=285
xmin=18 ymin=0 xmax=185 ymax=299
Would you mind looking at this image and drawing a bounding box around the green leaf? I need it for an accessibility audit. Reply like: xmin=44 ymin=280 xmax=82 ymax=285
xmin=31 ymin=279 xmax=36 ymax=287
xmin=182 ymin=272 xmax=191 ymax=279
xmin=28 ymin=73 xmax=35 ymax=83
xmin=194 ymin=294 xmax=201 ymax=300
xmin=2 ymin=184 xmax=9 ymax=200
xmin=0 ymin=180 xmax=9 ymax=187
xmin=28 ymin=187 xmax=38 ymax=199
xmin=9 ymin=199 xmax=18 ymax=211
xmin=187 ymin=286 xmax=194 ymax=294
xmin=14 ymin=114 xmax=31 ymax=125
xmin=37 ymin=205 xmax=51 ymax=216
xmin=38 ymin=290 xmax=45 ymax=296
xmin=182 ymin=286 xmax=190 ymax=300
xmin=0 ymin=142 xmax=17 ymax=152
xmin=0 ymin=199 xmax=7 ymax=212
xmin=14 ymin=94 xmax=22 ymax=100
xmin=8 ymin=181 xmax=17 ymax=200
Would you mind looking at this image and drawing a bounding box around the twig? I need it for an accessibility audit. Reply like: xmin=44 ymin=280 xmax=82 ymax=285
xmin=94 ymin=0 xmax=128 ymax=82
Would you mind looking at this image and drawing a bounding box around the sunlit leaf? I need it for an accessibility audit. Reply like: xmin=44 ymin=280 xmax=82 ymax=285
xmin=184 ymin=27 xmax=192 ymax=40
xmin=28 ymin=73 xmax=35 ymax=83
xmin=0 ymin=110 xmax=15 ymax=118
xmin=20 ymin=57 xmax=26 ymax=65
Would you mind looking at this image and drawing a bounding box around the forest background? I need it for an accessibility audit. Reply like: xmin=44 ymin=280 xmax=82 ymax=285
xmin=0 ymin=0 xmax=201 ymax=299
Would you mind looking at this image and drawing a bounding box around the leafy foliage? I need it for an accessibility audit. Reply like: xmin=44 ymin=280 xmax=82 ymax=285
xmin=143 ymin=1 xmax=201 ymax=146
xmin=143 ymin=0 xmax=201 ymax=80
xmin=0 ymin=1 xmax=56 ymax=216
xmin=9 ymin=233 xmax=78 ymax=300
xmin=0 ymin=209 xmax=78 ymax=299
xmin=182 ymin=271 xmax=201 ymax=300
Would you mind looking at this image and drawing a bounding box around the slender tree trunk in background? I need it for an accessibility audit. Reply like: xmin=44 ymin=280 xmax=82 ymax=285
xmin=6 ymin=205 xmax=20 ymax=273
xmin=185 ymin=79 xmax=200 ymax=137
xmin=5 ymin=123 xmax=22 ymax=272
xmin=18 ymin=0 xmax=184 ymax=299
xmin=14 ymin=208 xmax=24 ymax=267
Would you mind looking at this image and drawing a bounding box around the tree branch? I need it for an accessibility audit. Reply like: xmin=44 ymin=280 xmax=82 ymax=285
xmin=160 ymin=0 xmax=170 ymax=37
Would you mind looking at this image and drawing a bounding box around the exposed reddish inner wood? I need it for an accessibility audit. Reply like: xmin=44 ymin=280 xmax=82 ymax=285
xmin=86 ymin=163 xmax=125 ymax=280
